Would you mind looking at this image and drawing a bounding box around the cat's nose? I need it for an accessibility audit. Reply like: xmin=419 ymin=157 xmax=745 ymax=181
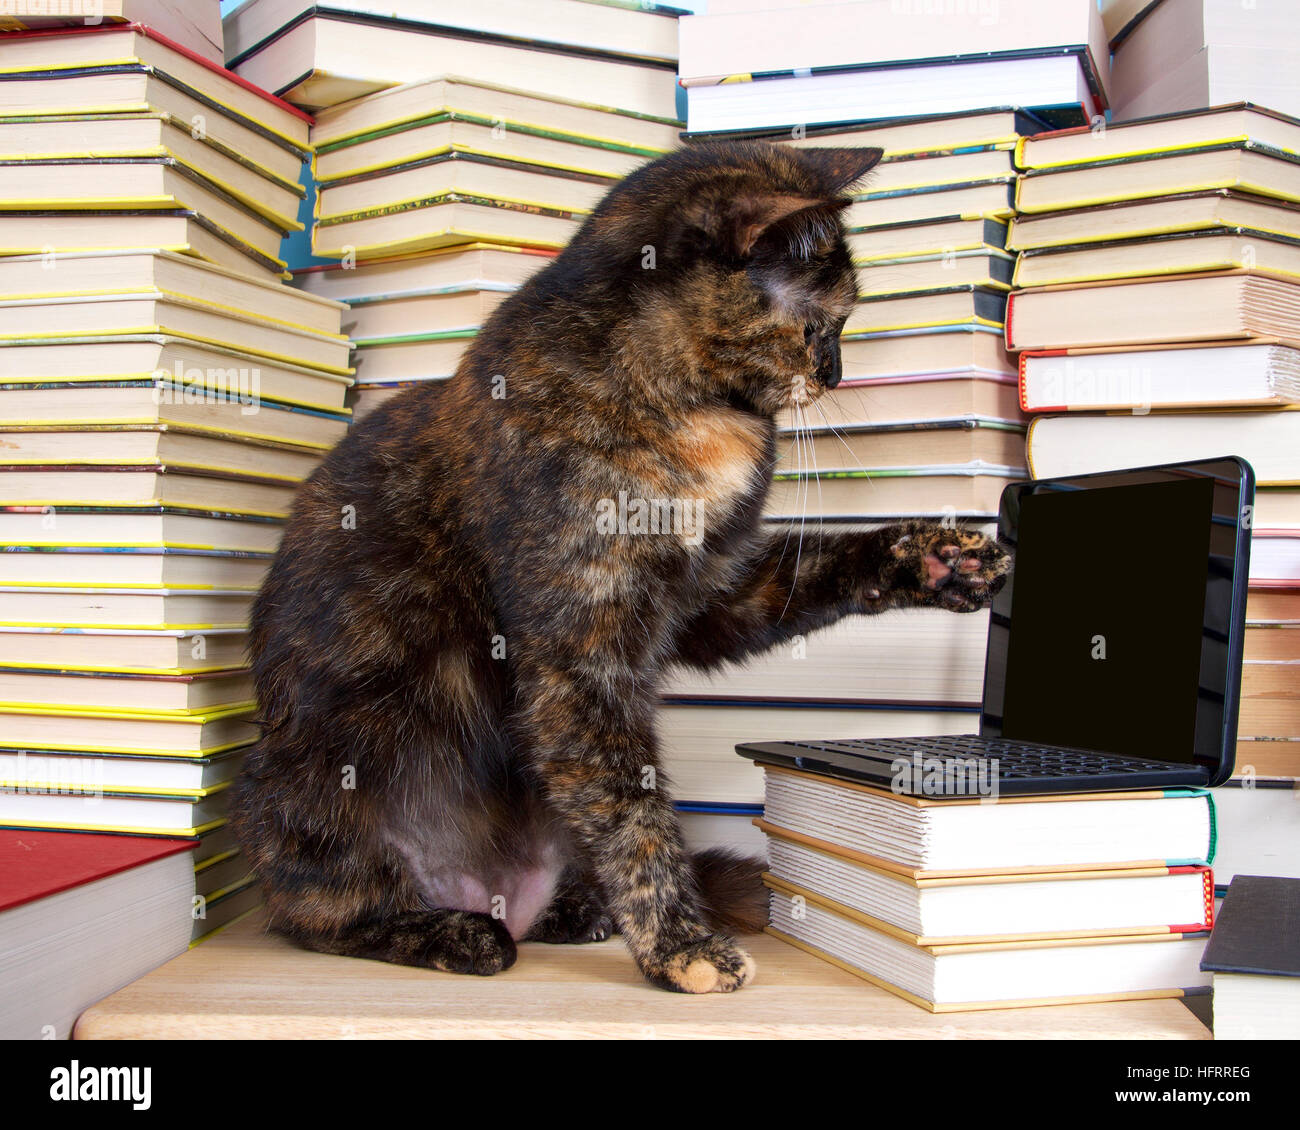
xmin=815 ymin=335 xmax=842 ymax=390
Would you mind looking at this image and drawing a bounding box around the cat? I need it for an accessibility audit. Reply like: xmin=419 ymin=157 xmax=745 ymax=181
xmin=231 ymin=140 xmax=1011 ymax=994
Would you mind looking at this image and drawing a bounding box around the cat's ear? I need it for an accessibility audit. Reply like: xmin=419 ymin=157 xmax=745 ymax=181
xmin=798 ymin=147 xmax=885 ymax=195
xmin=706 ymin=191 xmax=834 ymax=258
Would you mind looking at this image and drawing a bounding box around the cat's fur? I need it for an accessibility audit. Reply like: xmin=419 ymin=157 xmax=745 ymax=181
xmin=231 ymin=141 xmax=1011 ymax=993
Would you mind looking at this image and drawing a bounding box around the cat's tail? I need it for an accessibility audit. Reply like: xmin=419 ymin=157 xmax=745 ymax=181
xmin=691 ymin=848 xmax=768 ymax=935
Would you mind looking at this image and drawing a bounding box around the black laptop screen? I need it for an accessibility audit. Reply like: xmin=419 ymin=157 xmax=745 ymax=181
xmin=985 ymin=468 xmax=1247 ymax=775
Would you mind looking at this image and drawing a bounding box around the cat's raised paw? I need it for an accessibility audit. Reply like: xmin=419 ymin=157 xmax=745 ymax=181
xmin=646 ymin=934 xmax=756 ymax=994
xmin=890 ymin=525 xmax=1011 ymax=612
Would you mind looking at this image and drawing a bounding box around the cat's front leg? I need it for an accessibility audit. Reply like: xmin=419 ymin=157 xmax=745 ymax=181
xmin=875 ymin=520 xmax=1011 ymax=613
xmin=513 ymin=652 xmax=755 ymax=993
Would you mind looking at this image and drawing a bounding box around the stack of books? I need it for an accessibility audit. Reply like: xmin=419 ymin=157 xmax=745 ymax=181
xmin=0 ymin=24 xmax=351 ymax=942
xmin=751 ymin=762 xmax=1217 ymax=1011
xmin=1200 ymin=874 xmax=1300 ymax=1038
xmin=659 ymin=0 xmax=1116 ymax=847
xmin=292 ymin=77 xmax=680 ymax=419
xmin=1003 ymin=103 xmax=1300 ymax=880
xmin=0 ymin=22 xmax=313 ymax=283
xmin=1109 ymin=0 xmax=1300 ymax=122
xmin=222 ymin=0 xmax=683 ymax=115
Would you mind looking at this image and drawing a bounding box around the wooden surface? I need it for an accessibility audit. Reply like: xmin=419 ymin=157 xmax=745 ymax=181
xmin=75 ymin=912 xmax=1212 ymax=1039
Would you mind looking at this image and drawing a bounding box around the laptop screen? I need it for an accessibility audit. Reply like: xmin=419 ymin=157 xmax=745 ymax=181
xmin=981 ymin=460 xmax=1252 ymax=782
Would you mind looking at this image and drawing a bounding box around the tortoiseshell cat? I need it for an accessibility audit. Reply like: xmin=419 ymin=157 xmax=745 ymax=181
xmin=232 ymin=142 xmax=1011 ymax=993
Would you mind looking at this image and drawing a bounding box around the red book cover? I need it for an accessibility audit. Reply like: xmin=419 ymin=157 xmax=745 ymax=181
xmin=0 ymin=829 xmax=195 ymax=914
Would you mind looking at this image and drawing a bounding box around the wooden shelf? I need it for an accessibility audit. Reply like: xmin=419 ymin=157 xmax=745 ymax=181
xmin=75 ymin=911 xmax=1211 ymax=1039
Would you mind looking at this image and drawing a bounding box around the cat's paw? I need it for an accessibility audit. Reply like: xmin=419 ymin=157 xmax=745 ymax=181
xmin=889 ymin=524 xmax=1011 ymax=612
xmin=422 ymin=911 xmax=518 ymax=976
xmin=644 ymin=934 xmax=757 ymax=994
xmin=525 ymin=891 xmax=615 ymax=945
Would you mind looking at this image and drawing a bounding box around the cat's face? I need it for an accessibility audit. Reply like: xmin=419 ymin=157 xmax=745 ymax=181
xmin=585 ymin=141 xmax=882 ymax=417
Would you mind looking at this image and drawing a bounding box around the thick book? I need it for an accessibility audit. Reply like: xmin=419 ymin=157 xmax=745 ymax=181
xmin=228 ymin=9 xmax=681 ymax=116
xmin=309 ymin=76 xmax=681 ymax=159
xmin=224 ymin=0 xmax=684 ymax=70
xmin=0 ymin=468 xmax=298 ymax=521
xmin=845 ymin=179 xmax=1015 ymax=230
xmin=767 ymin=883 xmax=1210 ymax=1012
xmin=0 ymin=386 xmax=350 ymax=449
xmin=315 ymin=153 xmax=611 ymax=227
xmin=0 ymin=507 xmax=285 ymax=556
xmin=682 ymin=107 xmax=1048 ymax=160
xmin=0 ymin=296 xmax=351 ymax=376
xmin=678 ymin=0 xmax=1108 ymax=91
xmin=778 ymin=374 xmax=1022 ymax=431
xmin=657 ymin=701 xmax=980 ymax=807
xmin=1212 ymin=781 xmax=1300 ymax=883
xmin=1006 ymin=189 xmax=1300 ymax=253
xmin=1004 ymin=272 xmax=1300 ymax=351
xmin=0 ymin=209 xmax=289 ymax=282
xmin=1 ymin=746 xmax=246 ymax=794
xmin=0 ymin=427 xmax=327 ymax=484
xmin=848 ymin=216 xmax=1010 ymax=263
xmin=1016 ymin=142 xmax=1300 ymax=215
xmin=661 ymin=609 xmax=994 ymax=705
xmin=0 ymin=626 xmax=249 ymax=675
xmin=0 ymin=584 xmax=257 ymax=629
xmin=0 ymin=0 xmax=224 ymax=63
xmin=775 ymin=417 xmax=1026 ymax=475
xmin=1012 ymin=229 xmax=1300 ymax=289
xmin=1018 ymin=343 xmax=1300 ymax=412
xmin=848 ymin=285 xmax=1008 ymax=335
xmin=0 ymin=829 xmax=195 ymax=1038
xmin=0 ymin=668 xmax=254 ymax=713
xmin=755 ymin=765 xmax=1218 ymax=876
xmin=0 ymin=701 xmax=258 ymax=758
xmin=1200 ymin=874 xmax=1300 ymax=1038
xmin=763 ymin=465 xmax=1023 ymax=522
xmin=764 ymin=833 xmax=1214 ymax=945
xmin=0 ymin=547 xmax=272 ymax=591
xmin=291 ymin=244 xmax=555 ymax=304
xmin=1018 ymin=104 xmax=1300 ymax=171
xmin=859 ymin=249 xmax=1015 ymax=298
xmin=831 ymin=327 xmax=1015 ymax=384
xmin=0 ymin=781 xmax=232 ymax=836
xmin=1025 ymin=408 xmax=1300 ymax=484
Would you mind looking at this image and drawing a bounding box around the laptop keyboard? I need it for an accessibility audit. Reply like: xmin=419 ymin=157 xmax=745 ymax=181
xmin=779 ymin=735 xmax=1182 ymax=780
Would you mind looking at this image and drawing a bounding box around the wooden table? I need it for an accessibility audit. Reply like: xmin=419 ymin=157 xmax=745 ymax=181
xmin=76 ymin=912 xmax=1211 ymax=1039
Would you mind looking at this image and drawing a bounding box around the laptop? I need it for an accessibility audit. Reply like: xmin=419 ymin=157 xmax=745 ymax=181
xmin=737 ymin=456 xmax=1255 ymax=797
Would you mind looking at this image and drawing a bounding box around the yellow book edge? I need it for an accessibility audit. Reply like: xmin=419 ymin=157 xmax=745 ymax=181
xmin=846 ymin=315 xmax=1005 ymax=335
xmin=764 ymin=927 xmax=1191 ymax=1013
xmin=862 ymin=279 xmax=1013 ymax=299
xmin=762 ymin=873 xmax=1188 ymax=948
xmin=0 ymin=409 xmax=343 ymax=449
xmin=0 ymin=696 xmax=254 ymax=719
xmin=0 ymin=739 xmax=253 ymax=759
xmin=1011 ymin=255 xmax=1300 ymax=290
xmin=0 ymin=698 xmax=255 ymax=721
xmin=0 ymin=815 xmax=227 ymax=837
xmin=0 ymin=663 xmax=244 ymax=677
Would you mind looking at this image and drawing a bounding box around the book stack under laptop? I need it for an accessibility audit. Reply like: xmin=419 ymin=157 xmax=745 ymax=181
xmin=291 ymin=77 xmax=680 ymax=419
xmin=0 ymin=24 xmax=352 ymax=939
xmin=1002 ymin=103 xmax=1300 ymax=877
xmin=749 ymin=761 xmax=1217 ymax=1011
xmin=1109 ymin=0 xmax=1300 ymax=123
